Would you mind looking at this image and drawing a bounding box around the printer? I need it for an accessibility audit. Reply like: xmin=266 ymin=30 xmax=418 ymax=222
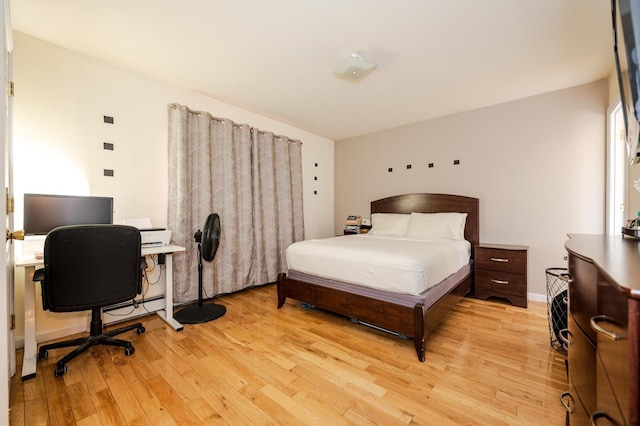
xmin=123 ymin=218 xmax=172 ymax=247
xmin=139 ymin=229 xmax=172 ymax=247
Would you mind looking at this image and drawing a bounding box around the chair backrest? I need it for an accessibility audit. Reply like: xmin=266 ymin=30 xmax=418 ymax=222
xmin=42 ymin=224 xmax=142 ymax=312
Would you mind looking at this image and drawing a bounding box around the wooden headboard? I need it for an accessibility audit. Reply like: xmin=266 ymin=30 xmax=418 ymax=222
xmin=370 ymin=193 xmax=480 ymax=249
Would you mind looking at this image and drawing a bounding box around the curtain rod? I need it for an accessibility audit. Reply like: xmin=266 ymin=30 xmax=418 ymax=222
xmin=170 ymin=103 xmax=302 ymax=145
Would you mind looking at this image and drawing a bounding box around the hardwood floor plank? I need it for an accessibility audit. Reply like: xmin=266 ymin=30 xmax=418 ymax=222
xmin=78 ymin=354 xmax=110 ymax=395
xmin=185 ymin=372 xmax=275 ymax=425
xmin=180 ymin=397 xmax=226 ymax=425
xmin=412 ymin=391 xmax=513 ymax=425
xmin=195 ymin=346 xmax=252 ymax=390
xmin=93 ymin=345 xmax=128 ymax=381
xmin=236 ymin=382 xmax=305 ymax=424
xmin=90 ymin=388 xmax=127 ymax=425
xmin=288 ymin=348 xmax=387 ymax=397
xmin=22 ymin=400 xmax=47 ymax=426
xmin=115 ymin=363 xmax=156 ymax=404
xmin=289 ymin=366 xmax=353 ymax=415
xmin=258 ymin=383 xmax=337 ymax=425
xmin=41 ymin=362 xmax=76 ymax=425
xmin=74 ymin=413 xmax=102 ymax=426
xmin=65 ymin=382 xmax=98 ymax=422
xmin=146 ymin=330 xmax=197 ymax=375
xmin=131 ymin=392 xmax=178 ymax=426
xmin=10 ymin=284 xmax=568 ymax=425
xmin=22 ymin=361 xmax=47 ymax=404
xmin=145 ymin=374 xmax=201 ymax=425
xmin=104 ymin=374 xmax=147 ymax=422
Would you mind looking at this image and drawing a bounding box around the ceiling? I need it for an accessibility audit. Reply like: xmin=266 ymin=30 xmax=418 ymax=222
xmin=11 ymin=0 xmax=614 ymax=140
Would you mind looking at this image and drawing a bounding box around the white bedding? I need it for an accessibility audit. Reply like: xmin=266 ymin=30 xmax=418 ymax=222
xmin=285 ymin=234 xmax=471 ymax=296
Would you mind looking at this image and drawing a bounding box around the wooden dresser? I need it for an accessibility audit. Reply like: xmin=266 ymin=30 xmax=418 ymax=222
xmin=474 ymin=243 xmax=528 ymax=308
xmin=562 ymin=234 xmax=640 ymax=426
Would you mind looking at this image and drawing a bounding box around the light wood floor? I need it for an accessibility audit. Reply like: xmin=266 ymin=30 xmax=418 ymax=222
xmin=10 ymin=284 xmax=568 ymax=425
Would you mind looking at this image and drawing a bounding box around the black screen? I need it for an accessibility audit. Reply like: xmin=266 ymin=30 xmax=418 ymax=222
xmin=24 ymin=194 xmax=113 ymax=235
xmin=613 ymin=0 xmax=640 ymax=164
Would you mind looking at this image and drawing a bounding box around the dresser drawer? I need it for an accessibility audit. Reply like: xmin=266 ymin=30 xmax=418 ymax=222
xmin=596 ymin=351 xmax=626 ymax=426
xmin=475 ymin=269 xmax=526 ymax=297
xmin=567 ymin=254 xmax=597 ymax=343
xmin=567 ymin=314 xmax=596 ymax=416
xmin=594 ymin=282 xmax=630 ymax=425
xmin=475 ymin=247 xmax=526 ymax=274
xmin=564 ymin=381 xmax=591 ymax=426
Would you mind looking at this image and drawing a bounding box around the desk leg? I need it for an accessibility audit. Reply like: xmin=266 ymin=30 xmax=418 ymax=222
xmin=21 ymin=266 xmax=37 ymax=380
xmin=155 ymin=253 xmax=183 ymax=331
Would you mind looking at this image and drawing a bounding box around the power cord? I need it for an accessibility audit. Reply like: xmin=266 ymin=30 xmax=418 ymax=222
xmin=143 ymin=255 xmax=163 ymax=286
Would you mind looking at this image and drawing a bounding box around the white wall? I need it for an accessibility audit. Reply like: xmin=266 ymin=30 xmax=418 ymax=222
xmin=335 ymin=80 xmax=609 ymax=299
xmin=630 ymin=162 xmax=640 ymax=218
xmin=12 ymin=32 xmax=334 ymax=344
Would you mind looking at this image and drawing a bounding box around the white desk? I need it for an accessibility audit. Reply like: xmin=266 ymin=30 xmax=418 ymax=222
xmin=15 ymin=244 xmax=185 ymax=380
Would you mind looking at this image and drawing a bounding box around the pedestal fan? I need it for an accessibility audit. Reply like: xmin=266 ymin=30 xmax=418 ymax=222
xmin=174 ymin=213 xmax=227 ymax=324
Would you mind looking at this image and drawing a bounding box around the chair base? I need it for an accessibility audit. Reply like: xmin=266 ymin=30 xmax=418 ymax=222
xmin=38 ymin=315 xmax=145 ymax=377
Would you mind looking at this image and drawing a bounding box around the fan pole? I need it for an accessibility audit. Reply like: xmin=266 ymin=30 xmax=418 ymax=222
xmin=197 ymin=243 xmax=204 ymax=308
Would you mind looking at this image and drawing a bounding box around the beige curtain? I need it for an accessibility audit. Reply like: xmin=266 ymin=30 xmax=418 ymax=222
xmin=167 ymin=104 xmax=304 ymax=303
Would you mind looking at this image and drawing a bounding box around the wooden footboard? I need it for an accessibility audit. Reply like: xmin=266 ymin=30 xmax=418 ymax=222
xmin=277 ymin=272 xmax=471 ymax=362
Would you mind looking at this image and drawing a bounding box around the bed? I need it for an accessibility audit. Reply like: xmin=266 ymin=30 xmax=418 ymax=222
xmin=277 ymin=193 xmax=479 ymax=362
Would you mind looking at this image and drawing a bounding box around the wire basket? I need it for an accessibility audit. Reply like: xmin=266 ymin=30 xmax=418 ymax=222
xmin=546 ymin=267 xmax=568 ymax=354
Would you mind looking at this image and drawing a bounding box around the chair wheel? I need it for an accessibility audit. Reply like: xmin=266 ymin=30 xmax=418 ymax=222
xmin=37 ymin=350 xmax=48 ymax=360
xmin=54 ymin=364 xmax=67 ymax=377
xmin=124 ymin=346 xmax=135 ymax=356
xmin=137 ymin=326 xmax=145 ymax=335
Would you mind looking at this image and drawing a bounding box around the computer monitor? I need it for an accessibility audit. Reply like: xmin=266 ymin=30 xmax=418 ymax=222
xmin=23 ymin=194 xmax=114 ymax=236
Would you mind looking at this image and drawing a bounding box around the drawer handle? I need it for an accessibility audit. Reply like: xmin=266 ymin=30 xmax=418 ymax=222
xmin=560 ymin=391 xmax=574 ymax=413
xmin=590 ymin=411 xmax=616 ymax=426
xmin=590 ymin=315 xmax=627 ymax=341
xmin=491 ymin=279 xmax=509 ymax=285
xmin=558 ymin=273 xmax=574 ymax=283
xmin=558 ymin=328 xmax=572 ymax=351
xmin=490 ymin=257 xmax=509 ymax=262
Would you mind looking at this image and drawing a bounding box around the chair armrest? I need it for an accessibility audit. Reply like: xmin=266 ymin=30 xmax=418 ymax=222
xmin=33 ymin=268 xmax=45 ymax=282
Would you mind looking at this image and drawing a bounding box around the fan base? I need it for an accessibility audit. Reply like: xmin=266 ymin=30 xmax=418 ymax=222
xmin=174 ymin=302 xmax=226 ymax=324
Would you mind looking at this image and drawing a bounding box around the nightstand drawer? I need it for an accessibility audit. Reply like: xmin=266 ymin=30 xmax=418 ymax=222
xmin=475 ymin=247 xmax=526 ymax=274
xmin=475 ymin=269 xmax=526 ymax=297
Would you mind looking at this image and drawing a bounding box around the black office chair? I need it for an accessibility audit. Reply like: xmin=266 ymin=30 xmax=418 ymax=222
xmin=33 ymin=224 xmax=146 ymax=377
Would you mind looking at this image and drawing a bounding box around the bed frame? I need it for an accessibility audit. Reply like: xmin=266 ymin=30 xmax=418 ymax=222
xmin=276 ymin=193 xmax=479 ymax=362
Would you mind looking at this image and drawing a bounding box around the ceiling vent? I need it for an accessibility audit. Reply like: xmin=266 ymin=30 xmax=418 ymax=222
xmin=334 ymin=53 xmax=376 ymax=81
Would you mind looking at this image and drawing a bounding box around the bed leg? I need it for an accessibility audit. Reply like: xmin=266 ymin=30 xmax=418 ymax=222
xmin=277 ymin=273 xmax=287 ymax=308
xmin=413 ymin=304 xmax=426 ymax=362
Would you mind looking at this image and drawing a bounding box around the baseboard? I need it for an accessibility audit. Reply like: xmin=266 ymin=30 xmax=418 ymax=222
xmin=14 ymin=323 xmax=88 ymax=350
xmin=14 ymin=297 xmax=166 ymax=349
xmin=527 ymin=292 xmax=546 ymax=303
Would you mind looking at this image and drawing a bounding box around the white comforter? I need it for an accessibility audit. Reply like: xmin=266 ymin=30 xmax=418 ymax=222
xmin=286 ymin=234 xmax=471 ymax=296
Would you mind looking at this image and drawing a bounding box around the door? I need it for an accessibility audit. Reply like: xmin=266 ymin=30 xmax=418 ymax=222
xmin=1 ymin=0 xmax=11 ymax=424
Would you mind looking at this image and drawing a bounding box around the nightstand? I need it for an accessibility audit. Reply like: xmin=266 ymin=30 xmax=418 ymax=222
xmin=474 ymin=243 xmax=528 ymax=308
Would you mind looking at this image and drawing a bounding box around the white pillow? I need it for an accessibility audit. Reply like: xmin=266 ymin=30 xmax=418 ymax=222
xmin=369 ymin=213 xmax=411 ymax=236
xmin=405 ymin=212 xmax=468 ymax=240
